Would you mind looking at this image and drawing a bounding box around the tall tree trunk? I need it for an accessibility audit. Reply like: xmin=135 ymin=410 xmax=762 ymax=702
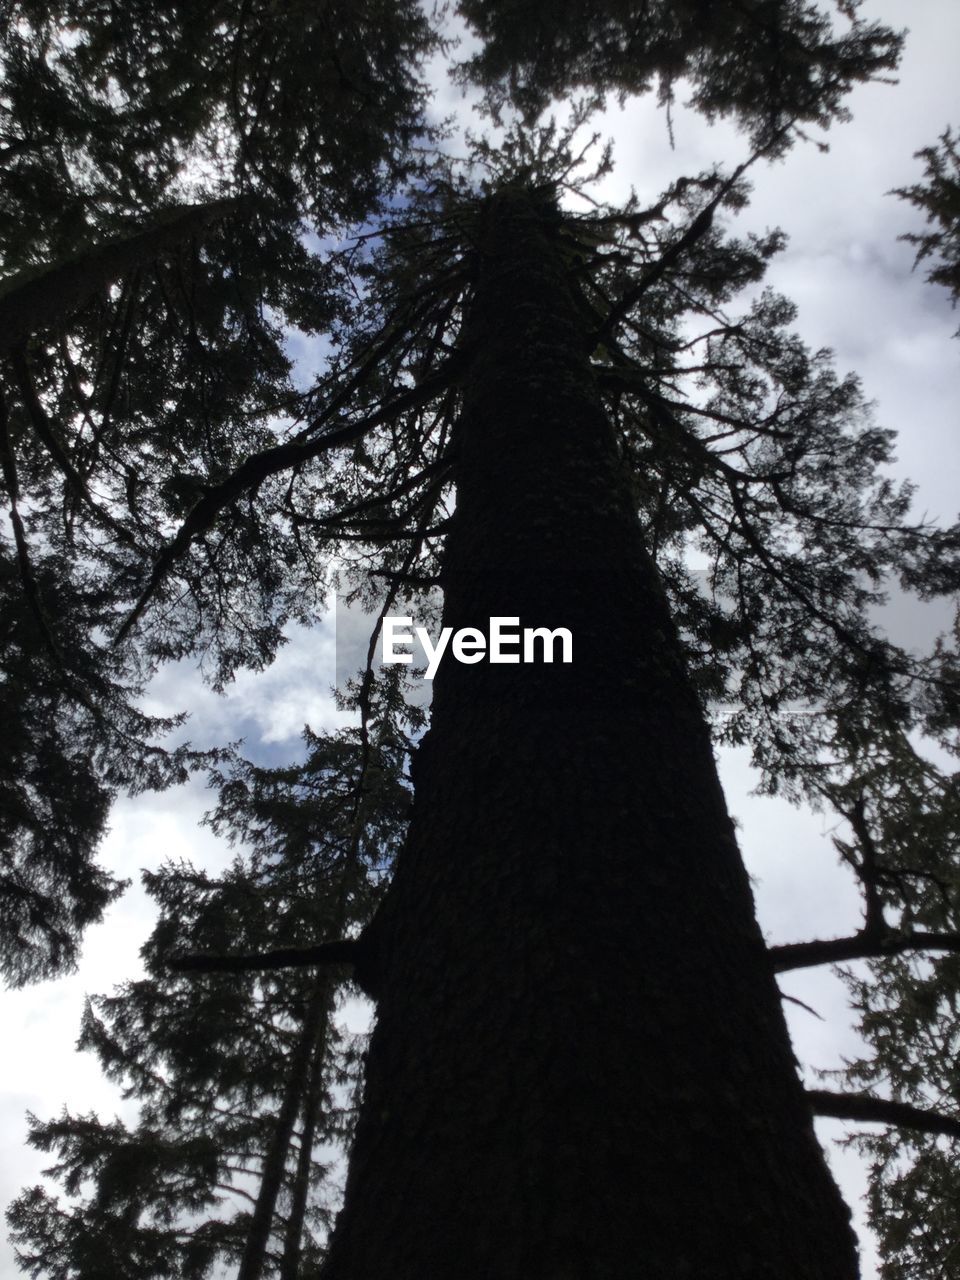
xmin=321 ymin=189 xmax=860 ymax=1278
xmin=279 ymin=986 xmax=332 ymax=1280
xmin=238 ymin=981 xmax=328 ymax=1280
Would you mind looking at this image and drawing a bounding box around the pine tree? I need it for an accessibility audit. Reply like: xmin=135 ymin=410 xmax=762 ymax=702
xmin=0 ymin=0 xmax=437 ymax=984
xmin=297 ymin=142 xmax=957 ymax=1276
xmin=895 ymin=126 xmax=960 ymax=312
xmin=5 ymin=2 xmax=960 ymax=1276
xmin=7 ymin=723 xmax=412 ymax=1278
xmin=809 ymin=125 xmax=960 ymax=1280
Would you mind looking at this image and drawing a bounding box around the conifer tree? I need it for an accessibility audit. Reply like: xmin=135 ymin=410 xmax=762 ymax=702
xmin=806 ymin=126 xmax=960 ymax=1279
xmin=0 ymin=0 xmax=436 ymax=984
xmin=7 ymin=723 xmax=411 ymax=1278
xmin=4 ymin=2 xmax=960 ymax=1276
xmin=894 ymin=125 xmax=960 ymax=322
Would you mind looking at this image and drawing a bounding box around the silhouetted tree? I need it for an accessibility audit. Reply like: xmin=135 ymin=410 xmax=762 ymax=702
xmin=0 ymin=0 xmax=436 ymax=983
xmin=896 ymin=126 xmax=960 ymax=313
xmin=8 ymin=724 xmax=411 ymax=1278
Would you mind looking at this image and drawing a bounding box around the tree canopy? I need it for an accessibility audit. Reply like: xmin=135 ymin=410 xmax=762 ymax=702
xmin=0 ymin=0 xmax=437 ymax=982
xmin=458 ymin=0 xmax=901 ymax=149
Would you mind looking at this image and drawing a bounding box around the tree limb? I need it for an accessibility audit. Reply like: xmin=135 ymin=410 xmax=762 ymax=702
xmin=593 ymin=200 xmax=718 ymax=346
xmin=169 ymin=938 xmax=362 ymax=974
xmin=0 ymin=199 xmax=239 ymax=353
xmin=592 ymin=153 xmax=766 ymax=347
xmin=807 ymin=1088 xmax=960 ymax=1140
xmin=843 ymin=792 xmax=887 ymax=935
xmin=114 ymin=356 xmax=462 ymax=642
xmin=771 ymin=929 xmax=960 ymax=972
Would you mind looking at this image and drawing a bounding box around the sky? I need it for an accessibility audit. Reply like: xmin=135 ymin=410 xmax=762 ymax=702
xmin=2 ymin=2 xmax=960 ymax=1275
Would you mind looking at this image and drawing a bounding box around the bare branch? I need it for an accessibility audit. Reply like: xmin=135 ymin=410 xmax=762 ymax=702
xmin=807 ymin=1089 xmax=960 ymax=1140
xmin=169 ymin=938 xmax=362 ymax=975
xmin=779 ymin=991 xmax=825 ymax=1020
xmin=771 ymin=930 xmax=960 ymax=972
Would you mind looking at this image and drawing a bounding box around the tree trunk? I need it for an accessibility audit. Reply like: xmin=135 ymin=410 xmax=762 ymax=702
xmin=279 ymin=985 xmax=332 ymax=1280
xmin=238 ymin=981 xmax=328 ymax=1280
xmin=320 ymin=188 xmax=860 ymax=1278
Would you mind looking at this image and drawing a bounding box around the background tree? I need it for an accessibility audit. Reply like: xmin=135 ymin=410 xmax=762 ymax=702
xmin=457 ymin=0 xmax=901 ymax=149
xmin=0 ymin=0 xmax=436 ymax=984
xmin=7 ymin=722 xmax=411 ymax=1279
xmin=894 ymin=126 xmax=960 ymax=312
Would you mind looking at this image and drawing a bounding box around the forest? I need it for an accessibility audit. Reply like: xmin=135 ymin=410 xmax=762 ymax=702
xmin=2 ymin=1 xmax=960 ymax=1276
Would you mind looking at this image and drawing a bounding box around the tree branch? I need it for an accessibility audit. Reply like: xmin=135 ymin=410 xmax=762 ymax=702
xmin=771 ymin=929 xmax=960 ymax=972
xmin=114 ymin=356 xmax=461 ymax=642
xmin=593 ymin=200 xmax=718 ymax=345
xmin=807 ymin=1089 xmax=960 ymax=1141
xmin=0 ymin=387 xmax=67 ymax=665
xmin=169 ymin=938 xmax=362 ymax=974
xmin=0 ymin=199 xmax=239 ymax=353
xmin=843 ymin=792 xmax=887 ymax=935
xmin=9 ymin=347 xmax=136 ymax=546
xmin=592 ymin=149 xmax=770 ymax=347
xmin=779 ymin=990 xmax=824 ymax=1020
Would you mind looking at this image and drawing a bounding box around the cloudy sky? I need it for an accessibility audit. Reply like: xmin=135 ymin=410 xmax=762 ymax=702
xmin=2 ymin=2 xmax=959 ymax=1275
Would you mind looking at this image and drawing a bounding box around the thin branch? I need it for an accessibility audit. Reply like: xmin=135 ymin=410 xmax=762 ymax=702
xmin=593 ymin=199 xmax=719 ymax=345
xmin=369 ymin=569 xmax=442 ymax=588
xmin=214 ymin=1181 xmax=259 ymax=1208
xmin=115 ymin=356 xmax=462 ymax=642
xmin=169 ymin=938 xmax=362 ymax=974
xmin=592 ymin=146 xmax=774 ymax=346
xmin=846 ymin=793 xmax=887 ymax=934
xmin=771 ymin=929 xmax=960 ymax=972
xmin=293 ymin=263 xmax=465 ymax=447
xmin=290 ymin=453 xmax=452 ymax=532
xmin=779 ymin=991 xmax=824 ymax=1020
xmin=807 ymin=1088 xmax=960 ymax=1140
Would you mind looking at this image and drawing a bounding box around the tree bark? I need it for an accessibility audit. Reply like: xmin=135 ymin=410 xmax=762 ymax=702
xmin=320 ymin=188 xmax=860 ymax=1278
